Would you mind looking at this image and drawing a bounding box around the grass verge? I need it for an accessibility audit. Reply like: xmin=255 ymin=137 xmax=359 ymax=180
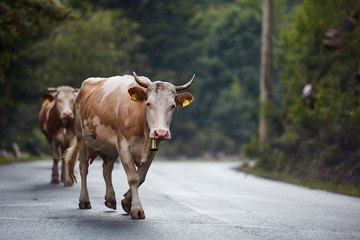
xmin=238 ymin=165 xmax=360 ymax=198
xmin=0 ymin=156 xmax=48 ymax=165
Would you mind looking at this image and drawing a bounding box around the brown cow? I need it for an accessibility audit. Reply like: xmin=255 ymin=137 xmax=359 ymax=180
xmin=39 ymin=86 xmax=78 ymax=186
xmin=66 ymin=72 xmax=195 ymax=219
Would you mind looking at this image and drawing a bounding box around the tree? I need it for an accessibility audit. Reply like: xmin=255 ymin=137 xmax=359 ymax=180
xmin=259 ymin=0 xmax=272 ymax=148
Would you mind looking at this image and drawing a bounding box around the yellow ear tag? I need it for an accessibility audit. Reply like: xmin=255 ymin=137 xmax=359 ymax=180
xmin=182 ymin=99 xmax=190 ymax=107
xmin=44 ymin=98 xmax=50 ymax=104
xmin=131 ymin=94 xmax=137 ymax=101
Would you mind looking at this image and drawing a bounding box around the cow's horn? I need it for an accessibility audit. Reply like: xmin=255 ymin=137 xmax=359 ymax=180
xmin=133 ymin=71 xmax=149 ymax=88
xmin=175 ymin=74 xmax=195 ymax=91
xmin=47 ymin=87 xmax=57 ymax=92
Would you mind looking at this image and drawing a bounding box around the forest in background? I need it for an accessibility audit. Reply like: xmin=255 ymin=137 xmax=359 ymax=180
xmin=243 ymin=0 xmax=360 ymax=194
xmin=1 ymin=0 xmax=359 ymax=191
xmin=0 ymin=0 xmax=276 ymax=157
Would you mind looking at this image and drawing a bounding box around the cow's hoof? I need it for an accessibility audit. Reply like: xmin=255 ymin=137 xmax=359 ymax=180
xmin=131 ymin=208 xmax=145 ymax=219
xmin=105 ymin=200 xmax=117 ymax=210
xmin=79 ymin=201 xmax=91 ymax=209
xmin=63 ymin=180 xmax=73 ymax=187
xmin=51 ymin=179 xmax=60 ymax=184
xmin=121 ymin=199 xmax=131 ymax=214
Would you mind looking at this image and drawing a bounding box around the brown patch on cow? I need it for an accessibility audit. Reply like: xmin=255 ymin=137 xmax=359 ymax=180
xmin=39 ymin=95 xmax=61 ymax=143
xmin=83 ymin=118 xmax=98 ymax=140
xmin=79 ymin=79 xmax=117 ymax=132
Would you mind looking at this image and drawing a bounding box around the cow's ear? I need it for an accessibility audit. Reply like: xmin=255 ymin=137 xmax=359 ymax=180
xmin=175 ymin=92 xmax=194 ymax=108
xmin=41 ymin=94 xmax=55 ymax=104
xmin=128 ymin=87 xmax=147 ymax=102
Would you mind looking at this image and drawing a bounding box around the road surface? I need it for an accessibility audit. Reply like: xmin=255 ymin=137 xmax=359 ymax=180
xmin=0 ymin=160 xmax=359 ymax=240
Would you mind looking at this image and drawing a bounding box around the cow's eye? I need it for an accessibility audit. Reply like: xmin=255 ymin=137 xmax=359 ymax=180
xmin=170 ymin=105 xmax=176 ymax=110
xmin=146 ymin=102 xmax=151 ymax=108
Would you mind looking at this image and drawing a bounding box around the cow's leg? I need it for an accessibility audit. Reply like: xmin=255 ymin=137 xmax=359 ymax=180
xmin=51 ymin=157 xmax=60 ymax=184
xmin=60 ymin=145 xmax=66 ymax=183
xmin=78 ymin=142 xmax=91 ymax=209
xmin=118 ymin=143 xmax=145 ymax=219
xmin=51 ymin=142 xmax=60 ymax=184
xmin=61 ymin=145 xmax=73 ymax=186
xmin=103 ymin=157 xmax=117 ymax=210
xmin=121 ymin=152 xmax=155 ymax=217
xmin=121 ymin=190 xmax=132 ymax=214
xmin=121 ymin=155 xmax=154 ymax=215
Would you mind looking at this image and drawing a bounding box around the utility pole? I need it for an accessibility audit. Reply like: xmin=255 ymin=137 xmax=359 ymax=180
xmin=259 ymin=0 xmax=272 ymax=149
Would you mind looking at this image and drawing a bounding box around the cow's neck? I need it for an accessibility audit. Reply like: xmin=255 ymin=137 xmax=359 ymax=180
xmin=60 ymin=118 xmax=74 ymax=130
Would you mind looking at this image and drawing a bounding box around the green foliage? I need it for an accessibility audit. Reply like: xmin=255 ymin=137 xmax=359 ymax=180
xmin=172 ymin=0 xmax=262 ymax=156
xmin=0 ymin=156 xmax=47 ymax=165
xmin=0 ymin=0 xmax=262 ymax=158
xmin=212 ymin=77 xmax=258 ymax=145
xmin=30 ymin=8 xmax=144 ymax=87
xmin=23 ymin=129 xmax=50 ymax=156
xmin=0 ymin=0 xmax=69 ymax=78
xmin=245 ymin=0 xmax=360 ymax=187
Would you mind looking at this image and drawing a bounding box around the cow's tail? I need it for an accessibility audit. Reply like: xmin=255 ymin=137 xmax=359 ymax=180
xmin=65 ymin=141 xmax=79 ymax=183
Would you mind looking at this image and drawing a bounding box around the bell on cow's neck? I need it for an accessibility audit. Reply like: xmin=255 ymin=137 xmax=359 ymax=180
xmin=150 ymin=138 xmax=158 ymax=151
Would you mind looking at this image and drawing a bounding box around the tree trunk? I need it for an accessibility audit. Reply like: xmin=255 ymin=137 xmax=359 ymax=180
xmin=259 ymin=0 xmax=272 ymax=149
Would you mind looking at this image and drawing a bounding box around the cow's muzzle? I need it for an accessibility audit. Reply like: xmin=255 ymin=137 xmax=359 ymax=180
xmin=61 ymin=111 xmax=74 ymax=119
xmin=153 ymin=130 xmax=169 ymax=140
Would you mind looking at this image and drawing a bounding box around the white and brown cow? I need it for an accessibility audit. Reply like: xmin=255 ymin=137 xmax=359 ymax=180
xmin=66 ymin=72 xmax=195 ymax=219
xmin=39 ymin=86 xmax=78 ymax=186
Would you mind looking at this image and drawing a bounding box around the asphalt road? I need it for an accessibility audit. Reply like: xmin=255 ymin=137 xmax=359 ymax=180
xmin=0 ymin=160 xmax=359 ymax=240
